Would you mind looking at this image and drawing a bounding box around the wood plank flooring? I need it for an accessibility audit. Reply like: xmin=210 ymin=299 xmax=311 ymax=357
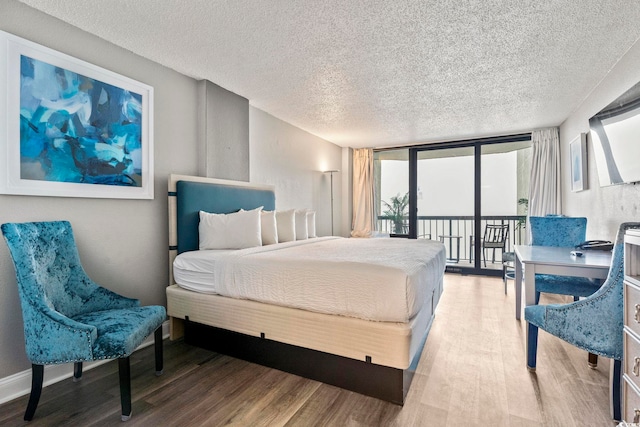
xmin=0 ymin=275 xmax=618 ymax=426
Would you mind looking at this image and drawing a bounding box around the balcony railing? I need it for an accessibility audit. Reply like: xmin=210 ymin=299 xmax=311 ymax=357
xmin=377 ymin=215 xmax=526 ymax=266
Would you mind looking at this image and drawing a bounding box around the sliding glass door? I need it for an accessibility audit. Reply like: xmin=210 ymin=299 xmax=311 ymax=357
xmin=478 ymin=142 xmax=531 ymax=272
xmin=416 ymin=146 xmax=475 ymax=267
xmin=374 ymin=135 xmax=531 ymax=275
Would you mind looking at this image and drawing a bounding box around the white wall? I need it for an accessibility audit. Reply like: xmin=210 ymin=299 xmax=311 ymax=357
xmin=250 ymin=107 xmax=344 ymax=236
xmin=561 ymin=38 xmax=640 ymax=241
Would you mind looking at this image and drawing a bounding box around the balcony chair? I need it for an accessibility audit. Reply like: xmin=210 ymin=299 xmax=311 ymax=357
xmin=481 ymin=223 xmax=509 ymax=267
xmin=524 ymin=222 xmax=640 ymax=421
xmin=529 ymin=216 xmax=602 ymax=305
xmin=1 ymin=221 xmax=166 ymax=422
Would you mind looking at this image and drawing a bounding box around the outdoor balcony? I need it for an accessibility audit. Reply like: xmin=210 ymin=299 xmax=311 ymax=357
xmin=376 ymin=215 xmax=526 ymax=270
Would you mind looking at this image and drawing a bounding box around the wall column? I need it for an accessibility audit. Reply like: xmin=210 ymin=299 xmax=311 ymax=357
xmin=198 ymin=80 xmax=249 ymax=181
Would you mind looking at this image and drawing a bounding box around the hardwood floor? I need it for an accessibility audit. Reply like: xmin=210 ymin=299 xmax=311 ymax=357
xmin=0 ymin=275 xmax=618 ymax=426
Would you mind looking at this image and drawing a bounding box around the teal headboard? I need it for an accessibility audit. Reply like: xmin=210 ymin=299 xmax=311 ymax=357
xmin=173 ymin=179 xmax=276 ymax=254
xmin=167 ymin=174 xmax=276 ymax=284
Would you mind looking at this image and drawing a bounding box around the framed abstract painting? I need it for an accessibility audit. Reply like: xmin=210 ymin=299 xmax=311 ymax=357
xmin=570 ymin=133 xmax=587 ymax=192
xmin=0 ymin=30 xmax=154 ymax=199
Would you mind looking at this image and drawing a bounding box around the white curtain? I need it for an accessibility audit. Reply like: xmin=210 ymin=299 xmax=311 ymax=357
xmin=351 ymin=148 xmax=375 ymax=237
xmin=528 ymin=127 xmax=562 ymax=217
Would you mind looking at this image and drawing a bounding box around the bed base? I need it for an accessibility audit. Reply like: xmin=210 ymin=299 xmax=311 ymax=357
xmin=183 ymin=316 xmax=427 ymax=405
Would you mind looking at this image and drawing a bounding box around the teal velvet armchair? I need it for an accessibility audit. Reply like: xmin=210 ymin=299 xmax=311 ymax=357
xmin=1 ymin=221 xmax=166 ymax=421
xmin=529 ymin=216 xmax=601 ymax=303
xmin=525 ymin=222 xmax=640 ymax=421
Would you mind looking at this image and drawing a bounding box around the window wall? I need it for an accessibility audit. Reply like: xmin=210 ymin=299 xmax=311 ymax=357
xmin=374 ymin=135 xmax=531 ymax=275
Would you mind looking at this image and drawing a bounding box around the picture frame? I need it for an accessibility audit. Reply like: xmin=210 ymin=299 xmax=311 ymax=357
xmin=0 ymin=30 xmax=154 ymax=199
xmin=570 ymin=133 xmax=587 ymax=192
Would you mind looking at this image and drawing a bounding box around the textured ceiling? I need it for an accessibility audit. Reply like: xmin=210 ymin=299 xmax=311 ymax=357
xmin=16 ymin=0 xmax=640 ymax=148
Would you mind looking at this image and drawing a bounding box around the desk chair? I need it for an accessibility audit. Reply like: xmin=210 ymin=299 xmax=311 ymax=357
xmin=530 ymin=216 xmax=604 ymax=368
xmin=524 ymin=222 xmax=640 ymax=421
xmin=1 ymin=221 xmax=166 ymax=421
xmin=502 ymin=251 xmax=516 ymax=294
xmin=529 ymin=216 xmax=601 ymax=304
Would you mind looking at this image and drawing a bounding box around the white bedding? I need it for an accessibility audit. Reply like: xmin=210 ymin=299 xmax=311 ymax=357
xmin=173 ymin=237 xmax=446 ymax=322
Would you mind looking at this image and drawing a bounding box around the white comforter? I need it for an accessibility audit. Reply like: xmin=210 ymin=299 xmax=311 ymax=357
xmin=173 ymin=237 xmax=446 ymax=322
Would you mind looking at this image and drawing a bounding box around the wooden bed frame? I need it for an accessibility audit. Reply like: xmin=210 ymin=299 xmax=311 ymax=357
xmin=166 ymin=174 xmax=440 ymax=404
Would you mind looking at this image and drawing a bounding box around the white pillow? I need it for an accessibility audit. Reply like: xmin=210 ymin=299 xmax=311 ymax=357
xmin=295 ymin=209 xmax=309 ymax=240
xmin=260 ymin=210 xmax=278 ymax=245
xmin=306 ymin=210 xmax=317 ymax=238
xmin=276 ymin=209 xmax=296 ymax=242
xmin=199 ymin=209 xmax=262 ymax=249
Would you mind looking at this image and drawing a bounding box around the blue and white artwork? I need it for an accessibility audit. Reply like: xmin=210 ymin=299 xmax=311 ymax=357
xmin=19 ymin=55 xmax=143 ymax=187
xmin=570 ymin=133 xmax=587 ymax=192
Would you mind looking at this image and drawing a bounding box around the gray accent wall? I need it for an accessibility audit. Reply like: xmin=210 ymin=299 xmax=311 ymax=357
xmin=560 ymin=38 xmax=640 ymax=241
xmin=0 ymin=0 xmax=343 ymax=385
xmin=0 ymin=0 xmax=199 ymax=378
xmin=198 ymin=80 xmax=250 ymax=181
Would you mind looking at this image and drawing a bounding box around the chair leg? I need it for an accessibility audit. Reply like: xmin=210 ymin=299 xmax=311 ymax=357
xmin=527 ymin=323 xmax=538 ymax=371
xmin=154 ymin=326 xmax=164 ymax=375
xmin=118 ymin=357 xmax=132 ymax=421
xmin=503 ymin=267 xmax=507 ymax=294
xmin=588 ymin=352 xmax=598 ymax=369
xmin=73 ymin=362 xmax=83 ymax=382
xmin=24 ymin=364 xmax=44 ymax=421
xmin=611 ymin=359 xmax=622 ymax=421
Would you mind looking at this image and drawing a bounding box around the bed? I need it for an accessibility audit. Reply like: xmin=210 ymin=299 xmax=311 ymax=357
xmin=166 ymin=174 xmax=446 ymax=404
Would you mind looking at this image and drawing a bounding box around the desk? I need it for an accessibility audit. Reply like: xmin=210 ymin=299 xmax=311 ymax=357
xmin=513 ymin=245 xmax=611 ymax=320
xmin=439 ymin=235 xmax=461 ymax=263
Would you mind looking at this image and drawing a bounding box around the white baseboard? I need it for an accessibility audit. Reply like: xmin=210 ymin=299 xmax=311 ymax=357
xmin=0 ymin=320 xmax=170 ymax=405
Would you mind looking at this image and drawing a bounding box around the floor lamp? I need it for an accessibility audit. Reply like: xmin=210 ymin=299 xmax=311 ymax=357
xmin=324 ymin=170 xmax=339 ymax=235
